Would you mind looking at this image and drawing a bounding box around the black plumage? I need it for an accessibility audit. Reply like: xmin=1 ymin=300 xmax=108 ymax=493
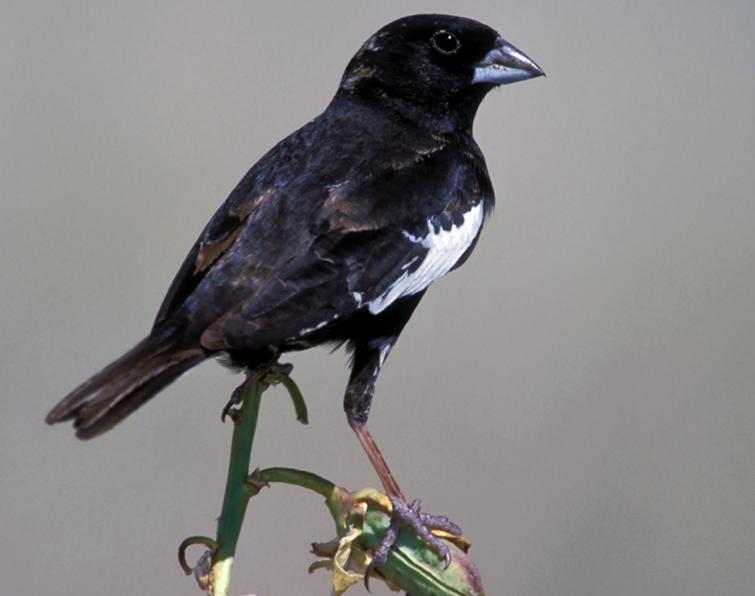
xmin=47 ymin=15 xmax=543 ymax=511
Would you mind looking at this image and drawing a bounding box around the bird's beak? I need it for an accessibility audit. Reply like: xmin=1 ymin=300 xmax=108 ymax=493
xmin=472 ymin=37 xmax=545 ymax=85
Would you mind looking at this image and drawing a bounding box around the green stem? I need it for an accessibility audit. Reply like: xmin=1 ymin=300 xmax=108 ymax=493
xmin=179 ymin=372 xmax=316 ymax=594
xmin=252 ymin=467 xmax=334 ymax=497
xmin=249 ymin=467 xmax=346 ymax=535
xmin=211 ymin=381 xmax=264 ymax=596
xmin=267 ymin=373 xmax=308 ymax=424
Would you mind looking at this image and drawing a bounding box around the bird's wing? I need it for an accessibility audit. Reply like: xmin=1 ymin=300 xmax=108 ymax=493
xmin=152 ymin=116 xmax=330 ymax=329
xmin=197 ymin=155 xmax=490 ymax=352
xmin=197 ymin=225 xmax=431 ymax=350
xmin=153 ymin=186 xmax=276 ymax=329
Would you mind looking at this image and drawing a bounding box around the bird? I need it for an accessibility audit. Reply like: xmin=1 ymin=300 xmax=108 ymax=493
xmin=47 ymin=13 xmax=543 ymax=565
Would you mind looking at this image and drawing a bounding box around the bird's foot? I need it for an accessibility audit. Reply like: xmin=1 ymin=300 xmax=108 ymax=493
xmin=365 ymin=496 xmax=462 ymax=587
xmin=221 ymin=361 xmax=293 ymax=422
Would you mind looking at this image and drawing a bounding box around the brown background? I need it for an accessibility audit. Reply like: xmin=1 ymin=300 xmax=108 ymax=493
xmin=2 ymin=1 xmax=754 ymax=594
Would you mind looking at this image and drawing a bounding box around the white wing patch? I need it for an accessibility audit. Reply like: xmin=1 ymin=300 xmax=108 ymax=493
xmin=364 ymin=202 xmax=484 ymax=315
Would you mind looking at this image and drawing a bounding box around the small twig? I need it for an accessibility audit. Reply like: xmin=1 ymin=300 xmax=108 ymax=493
xmin=248 ymin=467 xmax=345 ymax=535
xmin=267 ymin=372 xmax=308 ymax=424
xmin=178 ymin=536 xmax=218 ymax=575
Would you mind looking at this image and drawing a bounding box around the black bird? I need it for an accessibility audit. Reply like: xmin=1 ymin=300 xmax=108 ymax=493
xmin=47 ymin=14 xmax=543 ymax=564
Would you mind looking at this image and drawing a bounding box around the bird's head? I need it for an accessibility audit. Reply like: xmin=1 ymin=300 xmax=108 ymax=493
xmin=338 ymin=14 xmax=544 ymax=131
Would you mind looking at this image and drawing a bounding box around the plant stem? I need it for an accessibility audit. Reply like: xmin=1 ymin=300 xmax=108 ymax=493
xmin=252 ymin=467 xmax=334 ymax=497
xmin=178 ymin=373 xmax=324 ymax=593
xmin=249 ymin=467 xmax=346 ymax=535
xmin=211 ymin=380 xmax=264 ymax=595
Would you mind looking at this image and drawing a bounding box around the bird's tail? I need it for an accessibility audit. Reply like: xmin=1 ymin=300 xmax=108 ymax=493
xmin=46 ymin=334 xmax=205 ymax=439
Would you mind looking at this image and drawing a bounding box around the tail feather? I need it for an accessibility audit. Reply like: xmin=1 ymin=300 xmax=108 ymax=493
xmin=46 ymin=335 xmax=205 ymax=439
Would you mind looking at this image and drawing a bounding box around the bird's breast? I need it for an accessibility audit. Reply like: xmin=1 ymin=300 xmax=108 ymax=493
xmin=363 ymin=200 xmax=485 ymax=315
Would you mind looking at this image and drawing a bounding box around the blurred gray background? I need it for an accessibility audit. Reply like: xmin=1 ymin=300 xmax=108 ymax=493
xmin=2 ymin=1 xmax=754 ymax=594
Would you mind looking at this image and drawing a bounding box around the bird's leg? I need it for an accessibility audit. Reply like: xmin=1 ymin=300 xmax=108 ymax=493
xmin=345 ymin=335 xmax=462 ymax=575
xmin=349 ymin=419 xmax=405 ymax=500
xmin=222 ymin=360 xmax=292 ymax=422
xmin=345 ymin=336 xmax=402 ymax=494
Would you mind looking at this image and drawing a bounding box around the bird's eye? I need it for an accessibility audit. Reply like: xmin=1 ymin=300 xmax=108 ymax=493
xmin=431 ymin=30 xmax=461 ymax=55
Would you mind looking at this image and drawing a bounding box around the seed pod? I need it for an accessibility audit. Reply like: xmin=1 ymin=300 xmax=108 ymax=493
xmin=311 ymin=487 xmax=485 ymax=595
xmin=359 ymin=505 xmax=485 ymax=595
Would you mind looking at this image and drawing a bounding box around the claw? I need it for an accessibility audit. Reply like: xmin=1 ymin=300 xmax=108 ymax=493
xmin=420 ymin=512 xmax=463 ymax=536
xmin=364 ymin=495 xmax=461 ymax=582
xmin=220 ymin=403 xmax=240 ymax=422
xmin=364 ymin=516 xmax=400 ymax=591
xmin=221 ymin=382 xmax=248 ymax=422
xmin=220 ymin=361 xmax=294 ymax=423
